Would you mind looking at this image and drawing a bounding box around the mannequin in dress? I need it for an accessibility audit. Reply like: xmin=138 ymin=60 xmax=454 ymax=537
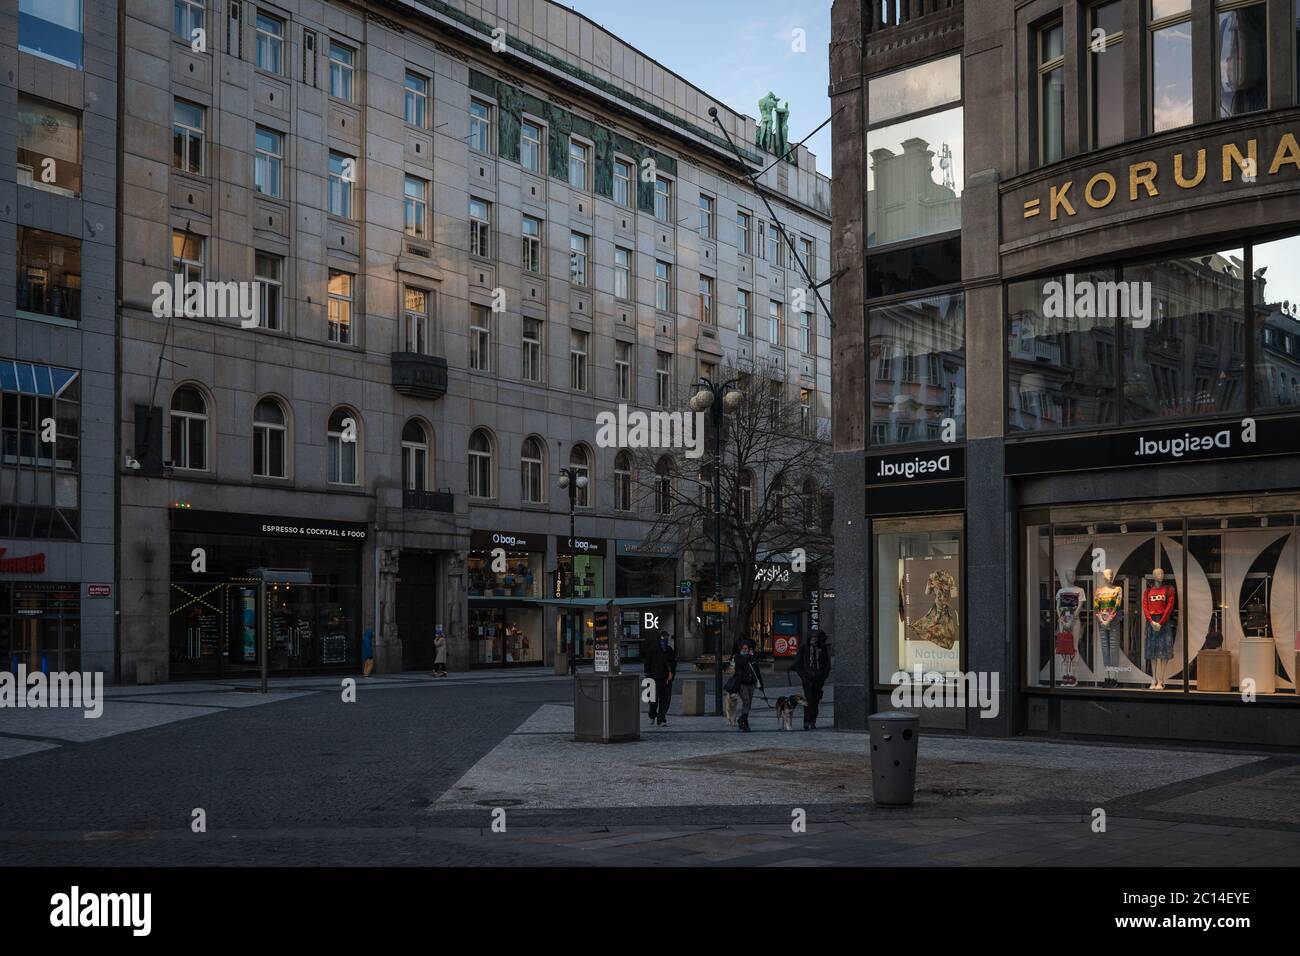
xmin=1142 ymin=567 xmax=1177 ymax=689
xmin=1054 ymin=570 xmax=1086 ymax=686
xmin=1093 ymin=568 xmax=1124 ymax=688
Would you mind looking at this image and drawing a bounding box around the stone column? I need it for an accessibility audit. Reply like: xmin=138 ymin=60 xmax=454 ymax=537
xmin=375 ymin=547 xmax=403 ymax=674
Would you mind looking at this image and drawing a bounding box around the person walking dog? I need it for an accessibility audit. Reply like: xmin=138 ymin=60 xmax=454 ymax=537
xmin=729 ymin=634 xmax=764 ymax=732
xmin=794 ymin=628 xmax=831 ymax=729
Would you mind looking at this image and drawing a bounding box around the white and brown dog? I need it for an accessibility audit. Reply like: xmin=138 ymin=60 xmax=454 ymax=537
xmin=723 ymin=692 xmax=740 ymax=726
xmin=774 ymin=694 xmax=807 ymax=731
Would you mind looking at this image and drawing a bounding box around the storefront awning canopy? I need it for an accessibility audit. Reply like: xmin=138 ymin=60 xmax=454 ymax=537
xmin=539 ymin=597 xmax=690 ymax=607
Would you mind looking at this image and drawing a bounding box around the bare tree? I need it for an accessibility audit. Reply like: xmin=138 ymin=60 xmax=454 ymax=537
xmin=631 ymin=362 xmax=832 ymax=655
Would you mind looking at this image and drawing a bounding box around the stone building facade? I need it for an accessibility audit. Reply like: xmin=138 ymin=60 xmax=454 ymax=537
xmin=832 ymin=0 xmax=1300 ymax=747
xmin=1 ymin=0 xmax=119 ymax=678
xmin=116 ymin=0 xmax=831 ymax=680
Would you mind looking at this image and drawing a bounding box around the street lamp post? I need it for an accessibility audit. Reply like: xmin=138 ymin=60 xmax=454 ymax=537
xmin=689 ymin=378 xmax=742 ymax=715
xmin=558 ymin=466 xmax=588 ymax=676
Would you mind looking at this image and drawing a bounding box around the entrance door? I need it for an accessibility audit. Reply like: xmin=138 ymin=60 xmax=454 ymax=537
xmin=398 ymin=552 xmax=439 ymax=671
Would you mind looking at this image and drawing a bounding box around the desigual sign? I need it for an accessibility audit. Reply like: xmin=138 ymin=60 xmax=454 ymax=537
xmin=867 ymin=447 xmax=965 ymax=485
xmin=1002 ymin=115 xmax=1300 ymax=241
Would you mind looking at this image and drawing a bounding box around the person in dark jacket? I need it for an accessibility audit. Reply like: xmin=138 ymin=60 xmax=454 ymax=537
xmin=729 ymin=634 xmax=764 ymax=732
xmin=794 ymin=629 xmax=831 ymax=729
xmin=645 ymin=635 xmax=676 ymax=726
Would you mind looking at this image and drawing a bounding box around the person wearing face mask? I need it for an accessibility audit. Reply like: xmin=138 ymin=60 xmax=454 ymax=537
xmin=729 ymin=634 xmax=764 ymax=732
xmin=794 ymin=629 xmax=832 ymax=729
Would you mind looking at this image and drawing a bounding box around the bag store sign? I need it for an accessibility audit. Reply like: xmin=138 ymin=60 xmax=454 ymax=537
xmin=1002 ymin=117 xmax=1300 ymax=242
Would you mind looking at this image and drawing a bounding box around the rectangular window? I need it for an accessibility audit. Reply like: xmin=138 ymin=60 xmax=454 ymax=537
xmin=767 ymin=223 xmax=782 ymax=266
xmin=0 ymin=360 xmax=82 ymax=540
xmin=613 ymin=247 xmax=632 ymax=301
xmin=570 ymin=330 xmax=589 ymax=391
xmin=656 ymin=351 xmax=672 ymax=408
xmin=404 ymin=175 xmax=428 ymax=238
xmin=522 ymin=216 xmax=543 ymax=274
xmin=328 ymin=40 xmax=354 ymax=101
xmin=569 ymin=232 xmax=589 ymax=286
xmin=756 ymin=219 xmax=767 ymax=260
xmin=469 ymin=304 xmax=491 ymax=372
xmin=17 ymin=95 xmax=81 ymax=197
xmin=1038 ymin=22 xmax=1065 ymax=164
xmin=866 ymin=54 xmax=963 ymax=247
xmin=698 ymin=194 xmax=715 ymax=239
xmin=255 ymin=11 xmax=284 ymax=74
xmin=469 ymin=99 xmax=492 ymax=154
xmin=655 ymin=261 xmax=672 ymax=312
xmin=172 ymin=230 xmax=203 ymax=286
xmin=613 ymin=158 xmax=632 ymax=207
xmin=568 ymin=140 xmax=589 ymax=190
xmin=328 ymin=151 xmax=354 ymax=218
xmin=1217 ymin=1 xmax=1267 ymax=118
xmin=699 ymin=275 xmax=715 ymax=325
xmin=1255 ymin=233 xmax=1300 ymax=410
xmin=403 ymin=286 xmax=430 ymax=354
xmin=870 ymin=292 xmax=966 ymax=445
xmin=737 ymin=210 xmax=752 ymax=254
xmin=522 ymin=316 xmax=543 ymax=383
xmin=19 ymin=0 xmax=82 ymax=69
xmin=173 ymin=99 xmax=205 ymax=175
xmin=404 ymin=72 xmax=428 ymax=127
xmin=737 ymin=290 xmax=751 ymax=336
xmin=254 ymin=126 xmax=283 ymax=197
xmin=798 ymin=236 xmax=815 ymax=280
xmin=174 ymin=0 xmax=204 ymax=44
xmin=1090 ymin=3 xmax=1125 ymax=149
xmin=328 ymin=270 xmax=353 ymax=344
xmin=768 ymin=300 xmax=783 ymax=345
xmin=521 ymin=120 xmax=543 ymax=173
xmin=800 ymin=311 xmax=813 ymax=354
xmin=876 ymin=516 xmax=963 ymax=685
xmin=654 ymin=176 xmax=672 ymax=223
xmin=17 ymin=228 xmax=81 ymax=324
xmin=800 ymin=388 xmax=813 ymax=436
xmin=469 ymin=198 xmax=491 ymax=258
xmin=1151 ymin=0 xmax=1193 ymax=132
xmin=615 ymin=341 xmax=633 ymax=400
xmin=254 ymin=252 xmax=282 ymax=330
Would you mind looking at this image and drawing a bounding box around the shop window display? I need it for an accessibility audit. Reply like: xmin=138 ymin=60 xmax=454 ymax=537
xmin=468 ymin=550 xmax=540 ymax=597
xmin=875 ymin=516 xmax=963 ymax=685
xmin=1025 ymin=501 xmax=1297 ymax=696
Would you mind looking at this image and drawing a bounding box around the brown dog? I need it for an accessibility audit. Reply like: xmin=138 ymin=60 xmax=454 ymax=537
xmin=775 ymin=694 xmax=807 ymax=730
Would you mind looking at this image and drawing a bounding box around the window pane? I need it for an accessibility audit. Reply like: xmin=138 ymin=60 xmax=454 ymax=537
xmin=18 ymin=0 xmax=83 ymax=69
xmin=1152 ymin=0 xmax=1191 ymax=18
xmin=869 ymin=292 xmax=965 ymax=445
xmin=1218 ymin=5 xmax=1268 ymax=118
xmin=1123 ymin=249 xmax=1246 ymax=422
xmin=868 ymin=54 xmax=961 ymax=125
xmin=17 ymin=96 xmax=81 ymax=197
xmin=1252 ymin=234 xmax=1300 ymax=410
xmin=1092 ymin=43 xmax=1124 ymax=149
xmin=1006 ymin=272 xmax=1118 ymax=432
xmin=876 ymin=522 xmax=963 ymax=684
xmin=1041 ymin=67 xmax=1064 ymax=163
xmin=1152 ymin=23 xmax=1194 ymax=132
xmin=866 ymin=107 xmax=963 ymax=248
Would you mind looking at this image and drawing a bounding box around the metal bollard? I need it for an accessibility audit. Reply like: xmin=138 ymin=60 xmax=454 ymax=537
xmin=868 ymin=711 xmax=920 ymax=806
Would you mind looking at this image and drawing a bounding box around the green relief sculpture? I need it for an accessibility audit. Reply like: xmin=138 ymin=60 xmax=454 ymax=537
xmin=497 ymin=84 xmax=525 ymax=163
xmin=544 ymin=104 xmax=572 ymax=184
xmin=593 ymin=127 xmax=616 ymax=198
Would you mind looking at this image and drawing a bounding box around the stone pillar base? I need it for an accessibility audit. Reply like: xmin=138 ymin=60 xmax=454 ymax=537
xmin=373 ymin=641 xmax=404 ymax=675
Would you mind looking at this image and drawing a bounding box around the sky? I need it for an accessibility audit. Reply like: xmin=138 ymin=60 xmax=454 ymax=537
xmin=558 ymin=0 xmax=834 ymax=174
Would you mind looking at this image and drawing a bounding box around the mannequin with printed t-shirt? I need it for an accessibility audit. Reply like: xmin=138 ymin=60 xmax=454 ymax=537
xmin=1142 ymin=567 xmax=1177 ymax=689
xmin=1054 ymin=570 xmax=1086 ymax=686
xmin=1093 ymin=569 xmax=1124 ymax=688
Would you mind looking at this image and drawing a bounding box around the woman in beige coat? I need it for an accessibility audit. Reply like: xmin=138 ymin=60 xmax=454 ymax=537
xmin=433 ymin=631 xmax=448 ymax=677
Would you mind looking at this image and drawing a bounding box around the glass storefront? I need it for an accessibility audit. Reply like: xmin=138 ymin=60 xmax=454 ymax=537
xmin=469 ymin=605 xmax=542 ymax=665
xmin=0 ymin=582 xmax=81 ymax=672
xmin=1025 ymin=496 xmax=1299 ymax=696
xmin=874 ymin=515 xmax=963 ymax=685
xmin=468 ymin=530 xmax=545 ymax=666
xmin=553 ymin=536 xmax=605 ymax=661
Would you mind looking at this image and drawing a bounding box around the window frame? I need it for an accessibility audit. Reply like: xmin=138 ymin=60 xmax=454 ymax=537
xmin=170 ymin=385 xmax=209 ymax=472
xmin=173 ymin=98 xmax=206 ymax=176
xmin=254 ymin=125 xmax=284 ymax=198
xmin=469 ymin=303 xmax=492 ymax=372
xmin=469 ymin=197 xmax=492 ymax=259
xmin=404 ymin=71 xmax=429 ymax=128
xmin=327 ymin=269 xmax=353 ymax=345
xmin=404 ymin=174 xmax=429 ymax=239
xmin=252 ymin=396 xmax=288 ymax=479
xmin=570 ymin=329 xmax=590 ymax=392
xmin=255 ymin=10 xmax=285 ymax=75
xmin=254 ymin=251 xmax=283 ymax=331
xmin=327 ymin=39 xmax=355 ymax=102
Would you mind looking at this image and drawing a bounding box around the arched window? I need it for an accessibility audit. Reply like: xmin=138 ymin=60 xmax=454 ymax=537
xmin=468 ymin=428 xmax=494 ymax=498
xmin=739 ymin=469 xmax=755 ymax=522
xmin=569 ymin=444 xmax=591 ymax=508
xmin=613 ymin=450 xmax=633 ymax=512
xmin=252 ymin=397 xmax=287 ymax=478
xmin=327 ymin=407 xmax=359 ymax=485
xmin=170 ymin=385 xmax=208 ymax=471
xmin=654 ymin=455 xmax=673 ymax=515
xmin=521 ymin=435 xmax=545 ymax=504
xmin=401 ymin=420 xmax=429 ymax=492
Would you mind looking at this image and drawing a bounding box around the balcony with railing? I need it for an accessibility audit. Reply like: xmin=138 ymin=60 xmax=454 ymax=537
xmin=403 ymin=488 xmax=455 ymax=513
xmin=867 ymin=0 xmax=961 ymax=34
xmin=390 ymin=352 xmax=448 ymax=400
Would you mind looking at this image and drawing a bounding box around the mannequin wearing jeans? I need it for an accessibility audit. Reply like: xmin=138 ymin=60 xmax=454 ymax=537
xmin=1142 ymin=568 xmax=1177 ymax=689
xmin=1093 ymin=569 xmax=1124 ymax=688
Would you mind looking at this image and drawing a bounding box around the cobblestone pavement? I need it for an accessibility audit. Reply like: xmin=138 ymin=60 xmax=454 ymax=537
xmin=1 ymin=673 xmax=1296 ymax=866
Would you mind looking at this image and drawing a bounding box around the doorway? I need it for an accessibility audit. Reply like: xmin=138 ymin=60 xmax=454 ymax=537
xmin=398 ymin=552 xmax=439 ymax=671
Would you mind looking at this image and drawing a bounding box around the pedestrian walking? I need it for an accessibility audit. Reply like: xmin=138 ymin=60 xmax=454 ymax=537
xmin=794 ymin=628 xmax=831 ymax=729
xmin=728 ymin=634 xmax=764 ymax=732
xmin=645 ymin=634 xmax=676 ymax=726
xmin=432 ymin=629 xmax=447 ymax=677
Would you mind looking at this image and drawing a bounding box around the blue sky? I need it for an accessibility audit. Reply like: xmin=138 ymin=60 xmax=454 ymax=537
xmin=560 ymin=0 xmax=834 ymax=173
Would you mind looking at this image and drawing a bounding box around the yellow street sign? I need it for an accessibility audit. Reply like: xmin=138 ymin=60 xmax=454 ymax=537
xmin=703 ymin=600 xmax=729 ymax=613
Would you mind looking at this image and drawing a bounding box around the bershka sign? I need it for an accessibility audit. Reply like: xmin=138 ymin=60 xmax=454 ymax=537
xmin=1006 ymin=416 xmax=1292 ymax=476
xmin=867 ymin=447 xmax=965 ymax=485
xmin=471 ymin=529 xmax=540 ymax=552
xmin=0 ymin=549 xmax=45 ymax=573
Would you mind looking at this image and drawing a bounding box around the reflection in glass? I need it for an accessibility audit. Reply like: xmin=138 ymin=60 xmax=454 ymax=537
xmin=1153 ymin=0 xmax=1191 ymax=16
xmin=1123 ymin=249 xmax=1245 ymax=422
xmin=1090 ymin=3 xmax=1125 ymax=149
xmin=1006 ymin=272 xmax=1117 ymax=432
xmin=866 ymin=107 xmax=963 ymax=248
xmin=1152 ymin=18 xmax=1193 ymax=132
xmin=1218 ymin=5 xmax=1268 ymax=118
xmin=1252 ymin=234 xmax=1300 ymax=410
xmin=876 ymin=522 xmax=963 ymax=686
xmin=17 ymin=97 xmax=81 ymax=197
xmin=868 ymin=293 xmax=965 ymax=445
xmin=868 ymin=54 xmax=961 ymax=125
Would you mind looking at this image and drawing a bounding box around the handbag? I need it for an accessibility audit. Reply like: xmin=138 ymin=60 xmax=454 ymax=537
xmin=724 ymin=673 xmax=740 ymax=695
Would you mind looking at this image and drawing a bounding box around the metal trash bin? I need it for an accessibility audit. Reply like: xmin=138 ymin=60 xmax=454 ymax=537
xmin=868 ymin=711 xmax=920 ymax=806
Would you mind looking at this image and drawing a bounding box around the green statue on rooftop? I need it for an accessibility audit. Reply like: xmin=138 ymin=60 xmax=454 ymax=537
xmin=756 ymin=91 xmax=791 ymax=157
